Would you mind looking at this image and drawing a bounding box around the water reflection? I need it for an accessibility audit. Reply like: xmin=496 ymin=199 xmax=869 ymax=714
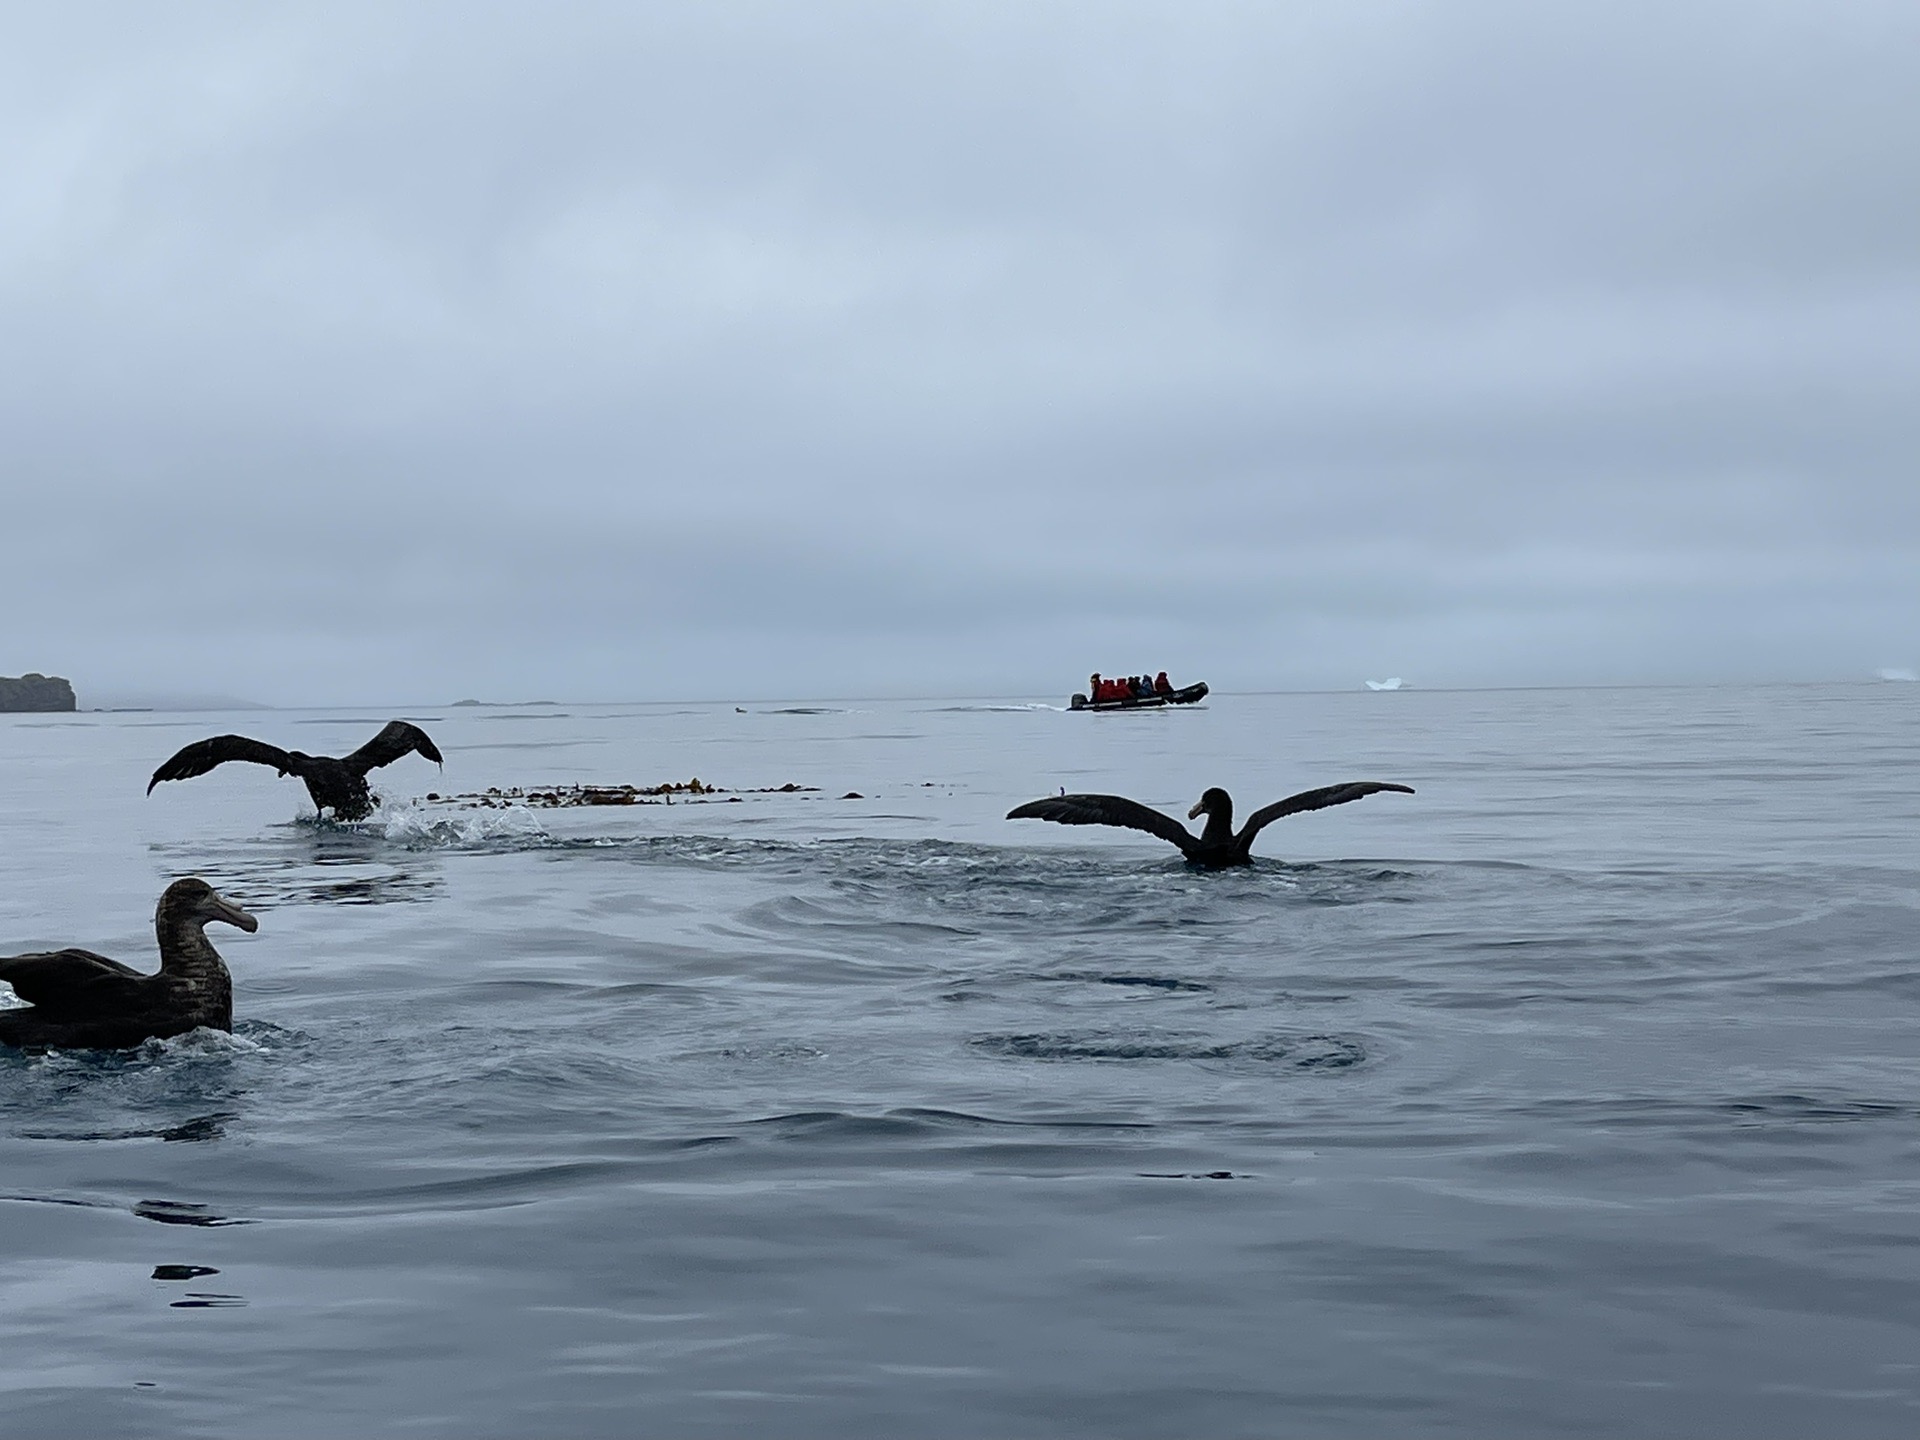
xmin=153 ymin=822 xmax=445 ymax=909
xmin=134 ymin=1199 xmax=247 ymax=1227
xmin=152 ymin=1264 xmax=219 ymax=1280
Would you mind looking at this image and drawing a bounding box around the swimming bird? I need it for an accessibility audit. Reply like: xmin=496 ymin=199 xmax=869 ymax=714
xmin=0 ymin=878 xmax=258 ymax=1050
xmin=1007 ymin=781 xmax=1414 ymax=867
xmin=148 ymin=720 xmax=443 ymax=821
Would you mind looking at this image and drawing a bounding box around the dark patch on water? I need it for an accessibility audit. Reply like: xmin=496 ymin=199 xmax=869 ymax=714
xmin=746 ymin=1108 xmax=1153 ymax=1140
xmin=19 ymin=1111 xmax=235 ymax=1144
xmin=1056 ymin=973 xmax=1215 ymax=993
xmin=152 ymin=1264 xmax=219 ymax=1281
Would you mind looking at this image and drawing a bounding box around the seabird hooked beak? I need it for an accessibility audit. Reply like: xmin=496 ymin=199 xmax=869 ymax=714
xmin=210 ymin=891 xmax=260 ymax=933
xmin=1188 ymin=798 xmax=1207 ymax=819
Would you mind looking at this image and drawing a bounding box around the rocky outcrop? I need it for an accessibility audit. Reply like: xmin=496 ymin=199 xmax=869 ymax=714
xmin=0 ymin=673 xmax=77 ymax=712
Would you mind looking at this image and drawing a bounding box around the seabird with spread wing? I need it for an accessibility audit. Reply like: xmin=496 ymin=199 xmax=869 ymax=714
xmin=148 ymin=720 xmax=443 ymax=821
xmin=1008 ymin=781 xmax=1413 ymax=867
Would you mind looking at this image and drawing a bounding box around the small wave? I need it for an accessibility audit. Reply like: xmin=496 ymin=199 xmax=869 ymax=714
xmin=1520 ymin=1092 xmax=1920 ymax=1130
xmin=1064 ymin=973 xmax=1215 ymax=993
xmin=15 ymin=1111 xmax=236 ymax=1144
xmin=18 ymin=1026 xmax=267 ymax=1070
xmin=144 ymin=1027 xmax=268 ymax=1058
xmin=1365 ymin=677 xmax=1405 ymax=691
xmin=695 ymin=1043 xmax=829 ymax=1063
xmin=970 ymin=1030 xmax=1367 ymax=1068
xmin=745 ymin=1107 xmax=1151 ymax=1140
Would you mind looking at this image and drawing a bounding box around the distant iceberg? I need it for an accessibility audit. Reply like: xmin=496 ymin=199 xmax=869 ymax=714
xmin=1877 ymin=667 xmax=1917 ymax=683
xmin=1364 ymin=677 xmax=1405 ymax=691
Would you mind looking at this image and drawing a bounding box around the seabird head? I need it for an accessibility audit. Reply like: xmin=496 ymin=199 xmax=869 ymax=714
xmin=157 ymin=877 xmax=260 ymax=934
xmin=1188 ymin=787 xmax=1232 ymax=821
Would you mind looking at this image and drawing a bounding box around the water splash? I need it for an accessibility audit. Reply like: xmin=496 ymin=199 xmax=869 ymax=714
xmin=371 ymin=797 xmax=550 ymax=848
xmin=143 ymin=1027 xmax=270 ymax=1058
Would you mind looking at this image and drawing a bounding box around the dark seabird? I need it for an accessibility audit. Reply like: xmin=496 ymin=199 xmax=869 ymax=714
xmin=1007 ymin=781 xmax=1414 ymax=867
xmin=0 ymin=878 xmax=258 ymax=1050
xmin=148 ymin=720 xmax=443 ymax=821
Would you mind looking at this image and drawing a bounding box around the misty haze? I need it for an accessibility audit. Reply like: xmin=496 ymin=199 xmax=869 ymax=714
xmin=3 ymin=7 xmax=1918 ymax=1438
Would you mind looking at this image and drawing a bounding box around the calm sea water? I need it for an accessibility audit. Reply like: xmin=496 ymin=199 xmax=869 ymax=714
xmin=2 ymin=685 xmax=1917 ymax=1437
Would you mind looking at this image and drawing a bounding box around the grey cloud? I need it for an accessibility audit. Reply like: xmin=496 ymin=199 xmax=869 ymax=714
xmin=3 ymin=2 xmax=1916 ymax=703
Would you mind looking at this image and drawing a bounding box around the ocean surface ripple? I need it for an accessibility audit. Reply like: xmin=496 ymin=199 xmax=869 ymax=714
xmin=2 ymin=685 xmax=1917 ymax=1437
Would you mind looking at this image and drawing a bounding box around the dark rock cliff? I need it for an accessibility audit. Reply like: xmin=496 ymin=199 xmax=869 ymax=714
xmin=0 ymin=673 xmax=77 ymax=712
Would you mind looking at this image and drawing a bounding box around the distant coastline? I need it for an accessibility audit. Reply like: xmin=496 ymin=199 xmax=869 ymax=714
xmin=82 ymin=690 xmax=271 ymax=712
xmin=0 ymin=673 xmax=76 ymax=712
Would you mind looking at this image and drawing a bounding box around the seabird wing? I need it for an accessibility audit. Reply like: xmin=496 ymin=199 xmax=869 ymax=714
xmin=0 ymin=948 xmax=146 ymax=1013
xmin=344 ymin=721 xmax=443 ymax=775
xmin=148 ymin=736 xmax=297 ymax=792
xmin=1007 ymin=793 xmax=1198 ymax=855
xmin=1238 ymin=781 xmax=1415 ymax=844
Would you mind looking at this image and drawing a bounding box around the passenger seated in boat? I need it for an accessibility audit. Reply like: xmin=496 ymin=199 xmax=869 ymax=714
xmin=1154 ymin=671 xmax=1173 ymax=695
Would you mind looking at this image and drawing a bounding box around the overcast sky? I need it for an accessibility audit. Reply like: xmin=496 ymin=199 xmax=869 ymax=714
xmin=3 ymin=1 xmax=1915 ymax=704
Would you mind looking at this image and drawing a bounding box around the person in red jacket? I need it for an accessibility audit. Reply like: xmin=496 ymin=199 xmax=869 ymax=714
xmin=1154 ymin=670 xmax=1173 ymax=695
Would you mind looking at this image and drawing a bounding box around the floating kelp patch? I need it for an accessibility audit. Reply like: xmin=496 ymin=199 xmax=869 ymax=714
xmin=970 ymin=1030 xmax=1367 ymax=1069
xmin=426 ymin=779 xmax=822 ymax=809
